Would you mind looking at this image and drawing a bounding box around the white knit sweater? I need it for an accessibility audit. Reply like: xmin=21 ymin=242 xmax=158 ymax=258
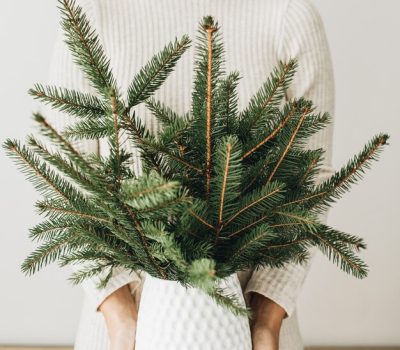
xmin=45 ymin=0 xmax=335 ymax=348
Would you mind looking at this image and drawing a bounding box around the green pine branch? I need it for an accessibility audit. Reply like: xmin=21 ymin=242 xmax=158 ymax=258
xmin=127 ymin=35 xmax=191 ymax=108
xmin=238 ymin=58 xmax=298 ymax=138
xmin=58 ymin=0 xmax=116 ymax=97
xmin=29 ymin=84 xmax=106 ymax=119
xmin=306 ymin=224 xmax=369 ymax=278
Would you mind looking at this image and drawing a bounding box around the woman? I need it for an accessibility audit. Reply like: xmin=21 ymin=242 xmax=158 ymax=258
xmin=46 ymin=0 xmax=335 ymax=348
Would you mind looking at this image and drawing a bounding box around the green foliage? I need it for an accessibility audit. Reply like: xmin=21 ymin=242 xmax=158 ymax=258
xmin=58 ymin=0 xmax=117 ymax=97
xmin=127 ymin=36 xmax=192 ymax=107
xmin=29 ymin=84 xmax=106 ymax=119
xmin=3 ymin=0 xmax=389 ymax=316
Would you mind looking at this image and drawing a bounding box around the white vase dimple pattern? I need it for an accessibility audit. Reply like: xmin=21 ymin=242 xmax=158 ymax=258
xmin=135 ymin=273 xmax=252 ymax=350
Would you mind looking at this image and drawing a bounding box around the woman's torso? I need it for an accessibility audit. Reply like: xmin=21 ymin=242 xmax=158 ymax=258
xmin=72 ymin=1 xmax=305 ymax=349
xmin=94 ymin=0 xmax=290 ymax=174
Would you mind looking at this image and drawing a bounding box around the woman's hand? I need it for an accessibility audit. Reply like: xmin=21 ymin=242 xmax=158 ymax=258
xmin=249 ymin=292 xmax=286 ymax=350
xmin=99 ymin=284 xmax=138 ymax=350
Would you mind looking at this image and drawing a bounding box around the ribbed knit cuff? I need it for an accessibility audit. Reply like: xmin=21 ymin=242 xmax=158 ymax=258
xmin=244 ymin=247 xmax=319 ymax=319
xmin=78 ymin=266 xmax=142 ymax=313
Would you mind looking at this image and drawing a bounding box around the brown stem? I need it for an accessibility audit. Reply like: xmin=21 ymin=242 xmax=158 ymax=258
xmin=241 ymin=102 xmax=296 ymax=160
xmin=265 ymin=107 xmax=310 ymax=184
xmin=219 ymin=142 xmax=232 ymax=224
xmin=111 ymin=94 xmax=121 ymax=185
xmin=226 ymin=214 xmax=269 ymax=238
xmin=222 ymin=187 xmax=281 ymax=228
xmin=205 ymin=27 xmax=216 ymax=197
xmin=188 ymin=209 xmax=215 ymax=230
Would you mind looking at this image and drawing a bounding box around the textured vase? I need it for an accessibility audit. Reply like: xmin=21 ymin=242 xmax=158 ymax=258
xmin=135 ymin=273 xmax=252 ymax=350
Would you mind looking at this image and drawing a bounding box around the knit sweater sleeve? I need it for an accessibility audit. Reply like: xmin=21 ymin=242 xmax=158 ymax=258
xmin=244 ymin=0 xmax=335 ymax=318
xmin=45 ymin=0 xmax=141 ymax=313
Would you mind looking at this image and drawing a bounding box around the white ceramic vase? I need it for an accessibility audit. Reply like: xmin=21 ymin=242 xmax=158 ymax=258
xmin=135 ymin=273 xmax=252 ymax=350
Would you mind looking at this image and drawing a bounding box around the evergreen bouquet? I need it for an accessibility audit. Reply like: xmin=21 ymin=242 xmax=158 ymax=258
xmin=3 ymin=1 xmax=389 ymax=348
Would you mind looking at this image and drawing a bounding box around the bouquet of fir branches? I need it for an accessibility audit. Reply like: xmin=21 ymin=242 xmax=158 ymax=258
xmin=3 ymin=0 xmax=389 ymax=319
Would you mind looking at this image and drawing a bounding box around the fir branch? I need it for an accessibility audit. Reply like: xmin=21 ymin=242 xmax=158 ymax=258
xmin=226 ymin=214 xmax=269 ymax=238
xmin=34 ymin=113 xmax=89 ymax=163
xmin=272 ymin=209 xmax=318 ymax=230
xmin=219 ymin=142 xmax=232 ymax=223
xmin=58 ymin=0 xmax=116 ymax=96
xmin=306 ymin=225 xmax=369 ymax=278
xmin=36 ymin=199 xmax=110 ymax=224
xmin=123 ymin=111 xmax=202 ymax=172
xmin=122 ymin=111 xmax=201 ymax=174
xmin=265 ymin=106 xmax=310 ymax=184
xmin=27 ymin=137 xmax=119 ymax=218
xmin=110 ymin=90 xmax=121 ymax=186
xmin=27 ymin=136 xmax=95 ymax=193
xmin=33 ymin=113 xmax=109 ymax=190
xmin=63 ymin=223 xmax=142 ymax=266
xmin=205 ymin=23 xmax=217 ymax=198
xmin=188 ymin=208 xmax=215 ymax=230
xmin=121 ymin=171 xmax=190 ymax=218
xmin=265 ymin=238 xmax=311 ymax=250
xmin=158 ymin=117 xmax=192 ymax=152
xmin=123 ymin=204 xmax=167 ymax=279
xmin=67 ymin=263 xmax=113 ymax=286
xmin=127 ymin=35 xmax=191 ymax=107
xmin=215 ymin=71 xmax=241 ymax=135
xmin=121 ymin=110 xmax=162 ymax=171
xmin=29 ymin=84 xmax=105 ymax=119
xmin=207 ymin=286 xmax=251 ymax=317
xmin=210 ymin=136 xmax=243 ymax=239
xmin=63 ymin=118 xmax=113 ymax=140
xmin=240 ymin=155 xmax=271 ymax=194
xmin=310 ymin=134 xmax=388 ymax=211
xmin=186 ymin=259 xmax=251 ymax=317
xmin=190 ymin=16 xmax=225 ymax=194
xmin=241 ymin=100 xmax=297 ymax=160
xmin=222 ymin=182 xmax=284 ymax=228
xmin=3 ymin=139 xmax=76 ymax=203
xmin=279 ymin=134 xmax=389 ymax=211
xmin=145 ymin=97 xmax=189 ymax=127
xmin=160 ymin=148 xmax=203 ymax=172
xmin=314 ymin=224 xmax=367 ymax=251
xmin=142 ymin=221 xmax=188 ymax=271
xmin=59 ymin=249 xmax=111 ymax=267
xmin=239 ymin=58 xmax=297 ymax=135
xmin=269 ymin=222 xmax=304 ymax=229
xmin=225 ymin=224 xmax=277 ymax=268
xmin=21 ymin=230 xmax=80 ymax=275
xmin=298 ymin=154 xmax=321 ymax=187
xmin=138 ymin=194 xmax=190 ymax=215
xmin=29 ymin=218 xmax=74 ymax=243
xmin=122 ymin=180 xmax=180 ymax=200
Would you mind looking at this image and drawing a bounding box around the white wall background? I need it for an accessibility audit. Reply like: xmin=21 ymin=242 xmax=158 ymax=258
xmin=0 ymin=0 xmax=398 ymax=346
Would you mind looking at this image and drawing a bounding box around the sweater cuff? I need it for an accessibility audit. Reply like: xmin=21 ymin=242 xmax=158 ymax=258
xmin=244 ymin=265 xmax=298 ymax=319
xmin=243 ymin=247 xmax=318 ymax=320
xmin=80 ymin=267 xmax=142 ymax=313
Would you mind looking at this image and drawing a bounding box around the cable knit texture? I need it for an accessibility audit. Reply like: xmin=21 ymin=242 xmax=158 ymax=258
xmin=44 ymin=0 xmax=335 ymax=348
